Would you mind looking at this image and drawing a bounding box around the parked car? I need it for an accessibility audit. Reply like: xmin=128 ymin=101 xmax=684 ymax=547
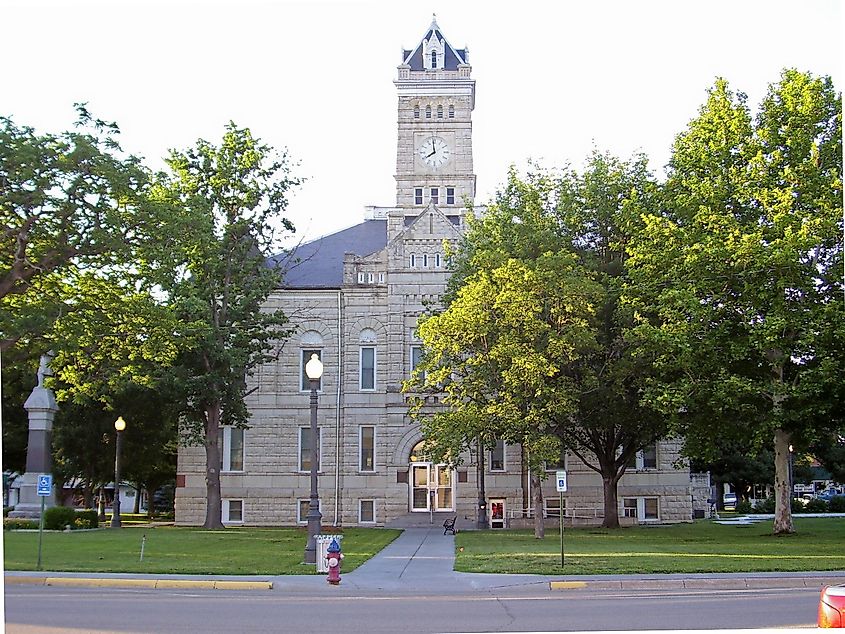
xmin=819 ymin=584 xmax=845 ymax=628
xmin=723 ymin=493 xmax=737 ymax=511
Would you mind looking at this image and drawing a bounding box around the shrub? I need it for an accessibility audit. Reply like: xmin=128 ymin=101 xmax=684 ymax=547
xmin=43 ymin=506 xmax=78 ymax=530
xmin=74 ymin=509 xmax=99 ymax=529
xmin=735 ymin=500 xmax=753 ymax=514
xmin=805 ymin=498 xmax=830 ymax=513
xmin=4 ymin=518 xmax=39 ymax=530
xmin=752 ymin=497 xmax=775 ymax=513
xmin=829 ymin=495 xmax=845 ymax=513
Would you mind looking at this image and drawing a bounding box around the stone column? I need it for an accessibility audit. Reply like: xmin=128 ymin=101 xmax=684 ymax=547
xmin=9 ymin=354 xmax=59 ymax=518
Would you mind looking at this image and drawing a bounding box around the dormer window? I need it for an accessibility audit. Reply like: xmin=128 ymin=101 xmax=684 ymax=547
xmin=425 ymin=105 xmax=431 ymax=119
xmin=437 ymin=105 xmax=443 ymax=118
xmin=431 ymin=50 xmax=437 ymax=68
xmin=414 ymin=105 xmax=420 ymax=118
xmin=448 ymin=105 xmax=455 ymax=118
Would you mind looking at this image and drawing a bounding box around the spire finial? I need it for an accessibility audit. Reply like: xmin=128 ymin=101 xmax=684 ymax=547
xmin=430 ymin=13 xmax=438 ymax=29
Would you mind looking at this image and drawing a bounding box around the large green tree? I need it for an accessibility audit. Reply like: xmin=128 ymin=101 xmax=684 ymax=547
xmin=626 ymin=70 xmax=843 ymax=534
xmin=409 ymin=153 xmax=672 ymax=530
xmin=158 ymin=123 xmax=300 ymax=529
xmin=0 ymin=105 xmax=153 ymax=355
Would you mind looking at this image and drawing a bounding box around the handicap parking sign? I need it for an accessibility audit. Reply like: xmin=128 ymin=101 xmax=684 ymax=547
xmin=37 ymin=474 xmax=52 ymax=496
xmin=555 ymin=470 xmax=567 ymax=492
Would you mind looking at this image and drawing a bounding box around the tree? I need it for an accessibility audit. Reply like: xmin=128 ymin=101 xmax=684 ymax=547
xmin=1 ymin=105 xmax=153 ymax=354
xmin=626 ymin=70 xmax=843 ymax=534
xmin=158 ymin=123 xmax=300 ymax=528
xmin=409 ymin=154 xmax=672 ymax=530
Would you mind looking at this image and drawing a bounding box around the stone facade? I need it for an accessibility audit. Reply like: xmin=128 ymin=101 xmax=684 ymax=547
xmin=175 ymin=18 xmax=704 ymax=528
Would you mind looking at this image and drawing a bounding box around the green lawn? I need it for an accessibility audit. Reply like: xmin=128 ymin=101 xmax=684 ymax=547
xmin=3 ymin=526 xmax=400 ymax=575
xmin=454 ymin=518 xmax=845 ymax=575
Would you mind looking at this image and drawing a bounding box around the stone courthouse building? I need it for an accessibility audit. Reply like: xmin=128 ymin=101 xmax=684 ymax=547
xmin=175 ymin=18 xmax=704 ymax=528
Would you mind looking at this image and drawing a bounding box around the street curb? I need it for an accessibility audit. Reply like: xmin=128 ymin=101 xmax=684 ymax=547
xmin=549 ymin=577 xmax=841 ymax=591
xmin=4 ymin=576 xmax=273 ymax=590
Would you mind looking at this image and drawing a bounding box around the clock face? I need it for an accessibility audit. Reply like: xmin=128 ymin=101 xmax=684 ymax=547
xmin=417 ymin=136 xmax=451 ymax=169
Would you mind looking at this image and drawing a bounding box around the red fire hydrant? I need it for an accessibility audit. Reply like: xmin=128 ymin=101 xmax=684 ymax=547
xmin=326 ymin=538 xmax=343 ymax=585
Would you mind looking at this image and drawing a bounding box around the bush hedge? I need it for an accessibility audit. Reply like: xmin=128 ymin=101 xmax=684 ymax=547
xmin=43 ymin=506 xmax=79 ymax=530
xmin=4 ymin=518 xmax=39 ymax=530
xmin=74 ymin=509 xmax=99 ymax=529
xmin=829 ymin=496 xmax=845 ymax=513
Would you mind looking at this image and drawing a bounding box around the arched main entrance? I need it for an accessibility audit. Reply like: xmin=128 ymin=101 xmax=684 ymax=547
xmin=409 ymin=441 xmax=454 ymax=512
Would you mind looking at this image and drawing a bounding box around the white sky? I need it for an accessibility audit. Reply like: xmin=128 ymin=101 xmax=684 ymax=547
xmin=3 ymin=0 xmax=842 ymax=244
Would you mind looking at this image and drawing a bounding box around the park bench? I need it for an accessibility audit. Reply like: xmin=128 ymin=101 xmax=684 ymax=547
xmin=443 ymin=516 xmax=456 ymax=535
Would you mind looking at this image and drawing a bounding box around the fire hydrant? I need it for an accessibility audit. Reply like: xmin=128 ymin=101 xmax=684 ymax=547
xmin=326 ymin=538 xmax=343 ymax=585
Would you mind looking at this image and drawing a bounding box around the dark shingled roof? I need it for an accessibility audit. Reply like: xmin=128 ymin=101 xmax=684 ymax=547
xmin=402 ymin=22 xmax=467 ymax=71
xmin=270 ymin=219 xmax=387 ymax=289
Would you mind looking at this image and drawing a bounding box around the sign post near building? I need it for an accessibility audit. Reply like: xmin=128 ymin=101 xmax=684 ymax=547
xmin=36 ymin=474 xmax=52 ymax=570
xmin=556 ymin=471 xmax=567 ymax=568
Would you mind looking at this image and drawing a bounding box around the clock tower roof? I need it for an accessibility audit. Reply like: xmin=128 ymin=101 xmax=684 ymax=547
xmin=400 ymin=14 xmax=469 ymax=71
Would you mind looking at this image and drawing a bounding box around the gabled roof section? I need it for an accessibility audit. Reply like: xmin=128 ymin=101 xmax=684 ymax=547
xmin=401 ymin=15 xmax=468 ymax=71
xmin=269 ymin=219 xmax=387 ymax=289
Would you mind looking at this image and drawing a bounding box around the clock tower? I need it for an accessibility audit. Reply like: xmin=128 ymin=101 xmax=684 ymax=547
xmin=394 ymin=16 xmax=476 ymax=216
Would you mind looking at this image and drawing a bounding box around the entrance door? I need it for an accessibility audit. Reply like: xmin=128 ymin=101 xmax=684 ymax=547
xmin=490 ymin=498 xmax=506 ymax=529
xmin=434 ymin=465 xmax=453 ymax=511
xmin=411 ymin=464 xmax=431 ymax=511
xmin=410 ymin=463 xmax=455 ymax=512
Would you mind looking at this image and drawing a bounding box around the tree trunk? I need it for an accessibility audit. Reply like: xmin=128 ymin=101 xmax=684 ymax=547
xmin=602 ymin=475 xmax=621 ymax=528
xmin=132 ymin=485 xmax=141 ymax=514
xmin=531 ymin=470 xmax=544 ymax=539
xmin=146 ymin=488 xmax=155 ymax=520
xmin=82 ymin=482 xmax=94 ymax=509
xmin=772 ymin=427 xmax=794 ymax=535
xmin=97 ymin=486 xmax=106 ymax=521
xmin=203 ymin=401 xmax=224 ymax=529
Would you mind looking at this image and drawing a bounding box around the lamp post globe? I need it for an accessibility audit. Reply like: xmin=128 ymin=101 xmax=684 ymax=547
xmin=111 ymin=416 xmax=126 ymax=528
xmin=304 ymin=354 xmax=323 ymax=564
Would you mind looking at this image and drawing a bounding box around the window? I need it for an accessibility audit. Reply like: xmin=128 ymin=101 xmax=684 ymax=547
xmin=628 ymin=445 xmax=657 ymax=470
xmin=413 ymin=105 xmax=420 ymax=118
xmin=409 ymin=254 xmax=416 ymax=267
xmin=431 ymin=50 xmax=437 ymax=68
xmin=623 ymin=497 xmax=659 ymax=521
xmin=367 ymin=272 xmax=374 ymax=284
xmin=298 ymin=498 xmax=321 ymax=524
xmin=544 ymin=496 xmax=564 ymax=518
xmin=411 ymin=345 xmax=425 ymax=377
xmin=299 ymin=427 xmax=321 ymax=472
xmin=223 ymin=499 xmax=243 ymax=523
xmin=545 ymin=446 xmax=567 ymax=471
xmin=414 ymin=187 xmax=423 ymax=205
xmin=437 ymin=105 xmax=443 ymax=118
xmin=425 ymin=105 xmax=431 ymax=119
xmin=222 ymin=426 xmax=244 ymax=472
xmin=360 ymin=346 xmax=375 ymax=390
xmin=448 ymin=104 xmax=455 ymax=118
xmin=422 ymin=254 xmax=428 ymax=267
xmin=446 ymin=187 xmax=455 ymax=205
xmin=490 ymin=440 xmax=505 ymax=472
xmin=434 ymin=254 xmax=441 ymax=268
xmin=357 ymin=272 xmax=365 ymax=283
xmin=359 ymin=499 xmax=375 ymax=524
xmin=360 ymin=426 xmax=375 ymax=471
xmin=300 ymin=349 xmax=322 ymax=391
xmin=378 ymin=272 xmax=385 ymax=283
xmin=430 ymin=187 xmax=439 ymax=204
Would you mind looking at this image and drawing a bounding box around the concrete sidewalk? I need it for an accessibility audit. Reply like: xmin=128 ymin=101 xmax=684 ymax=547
xmin=6 ymin=526 xmax=845 ymax=594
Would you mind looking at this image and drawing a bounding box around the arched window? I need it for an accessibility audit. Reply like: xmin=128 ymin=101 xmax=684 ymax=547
xmin=300 ymin=331 xmax=323 ymax=391
xmin=425 ymin=105 xmax=431 ymax=119
xmin=435 ymin=253 xmax=441 ymax=267
xmin=448 ymin=105 xmax=455 ymax=119
xmin=409 ymin=440 xmax=430 ymax=462
xmin=431 ymin=50 xmax=437 ymax=68
xmin=409 ymin=254 xmax=416 ymax=267
xmin=413 ymin=105 xmax=420 ymax=119
xmin=437 ymin=105 xmax=443 ymax=118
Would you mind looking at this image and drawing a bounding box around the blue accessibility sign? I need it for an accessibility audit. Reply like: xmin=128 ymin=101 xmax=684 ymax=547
xmin=37 ymin=474 xmax=52 ymax=496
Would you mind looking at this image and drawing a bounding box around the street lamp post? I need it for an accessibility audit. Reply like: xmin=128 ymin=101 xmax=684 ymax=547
xmin=476 ymin=437 xmax=488 ymax=529
xmin=111 ymin=416 xmax=126 ymax=528
xmin=303 ymin=354 xmax=323 ymax=564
